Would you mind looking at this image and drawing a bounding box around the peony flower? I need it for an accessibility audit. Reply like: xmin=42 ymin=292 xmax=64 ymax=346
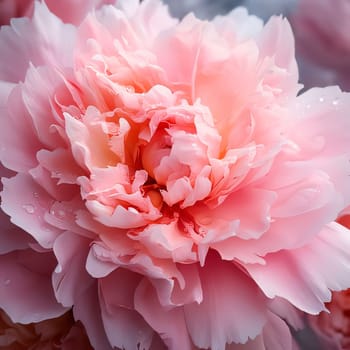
xmin=0 ymin=308 xmax=93 ymax=349
xmin=290 ymin=0 xmax=350 ymax=91
xmin=1 ymin=1 xmax=350 ymax=349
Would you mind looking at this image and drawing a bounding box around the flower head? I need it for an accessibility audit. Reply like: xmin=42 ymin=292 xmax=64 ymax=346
xmin=1 ymin=1 xmax=350 ymax=349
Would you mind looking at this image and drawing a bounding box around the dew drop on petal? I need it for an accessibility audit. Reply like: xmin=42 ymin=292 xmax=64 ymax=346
xmin=55 ymin=264 xmax=62 ymax=273
xmin=22 ymin=204 xmax=35 ymax=214
xmin=125 ymin=85 xmax=135 ymax=93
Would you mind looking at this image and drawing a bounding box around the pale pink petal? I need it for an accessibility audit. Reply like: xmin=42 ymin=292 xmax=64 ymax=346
xmin=257 ymin=15 xmax=299 ymax=97
xmin=86 ymin=243 xmax=118 ymax=278
xmin=246 ymin=223 xmax=350 ymax=314
xmin=21 ymin=65 xmax=68 ymax=149
xmin=1 ymin=174 xmax=62 ymax=248
xmin=0 ymin=86 xmax=41 ymax=173
xmin=52 ymin=232 xmax=94 ymax=307
xmin=0 ymin=2 xmax=76 ymax=82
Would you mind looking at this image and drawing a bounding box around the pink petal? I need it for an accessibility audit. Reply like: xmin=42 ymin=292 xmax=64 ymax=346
xmin=0 ymin=2 xmax=76 ymax=83
xmin=246 ymin=222 xmax=350 ymax=314
xmin=52 ymin=232 xmax=94 ymax=307
xmin=44 ymin=0 xmax=116 ymax=25
xmin=1 ymin=174 xmax=62 ymax=248
xmin=0 ymin=249 xmax=66 ymax=323
xmin=21 ymin=65 xmax=68 ymax=149
xmin=261 ymin=312 xmax=293 ymax=350
xmin=135 ymin=278 xmax=193 ymax=350
xmin=0 ymin=86 xmax=41 ymax=173
xmin=99 ymin=269 xmax=154 ymax=350
xmin=73 ymin=284 xmax=113 ymax=350
xmin=184 ymin=252 xmax=268 ymax=348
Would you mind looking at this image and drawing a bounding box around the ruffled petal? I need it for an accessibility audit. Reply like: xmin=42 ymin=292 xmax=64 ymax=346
xmin=246 ymin=222 xmax=350 ymax=314
xmin=184 ymin=252 xmax=268 ymax=349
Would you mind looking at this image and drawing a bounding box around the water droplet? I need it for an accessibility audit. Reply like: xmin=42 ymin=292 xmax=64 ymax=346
xmin=33 ymin=192 xmax=39 ymax=198
xmin=4 ymin=279 xmax=10 ymax=286
xmin=22 ymin=204 xmax=35 ymax=214
xmin=319 ymin=97 xmax=324 ymax=103
xmin=125 ymin=85 xmax=135 ymax=93
xmin=332 ymin=99 xmax=339 ymax=106
xmin=55 ymin=264 xmax=62 ymax=273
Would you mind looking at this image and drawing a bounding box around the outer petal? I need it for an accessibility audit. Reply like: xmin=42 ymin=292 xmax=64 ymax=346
xmin=246 ymin=222 xmax=350 ymax=314
xmin=0 ymin=249 xmax=66 ymax=324
xmin=261 ymin=312 xmax=293 ymax=350
xmin=0 ymin=2 xmax=76 ymax=82
xmin=73 ymin=284 xmax=113 ymax=350
xmin=44 ymin=0 xmax=116 ymax=25
xmin=0 ymin=208 xmax=32 ymax=254
xmin=184 ymin=252 xmax=268 ymax=349
xmin=99 ymin=269 xmax=154 ymax=350
xmin=135 ymin=278 xmax=193 ymax=350
xmin=52 ymin=232 xmax=94 ymax=307
xmin=1 ymin=174 xmax=62 ymax=248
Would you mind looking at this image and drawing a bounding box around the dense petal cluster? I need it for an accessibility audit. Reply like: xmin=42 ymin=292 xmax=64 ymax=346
xmin=1 ymin=1 xmax=350 ymax=349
